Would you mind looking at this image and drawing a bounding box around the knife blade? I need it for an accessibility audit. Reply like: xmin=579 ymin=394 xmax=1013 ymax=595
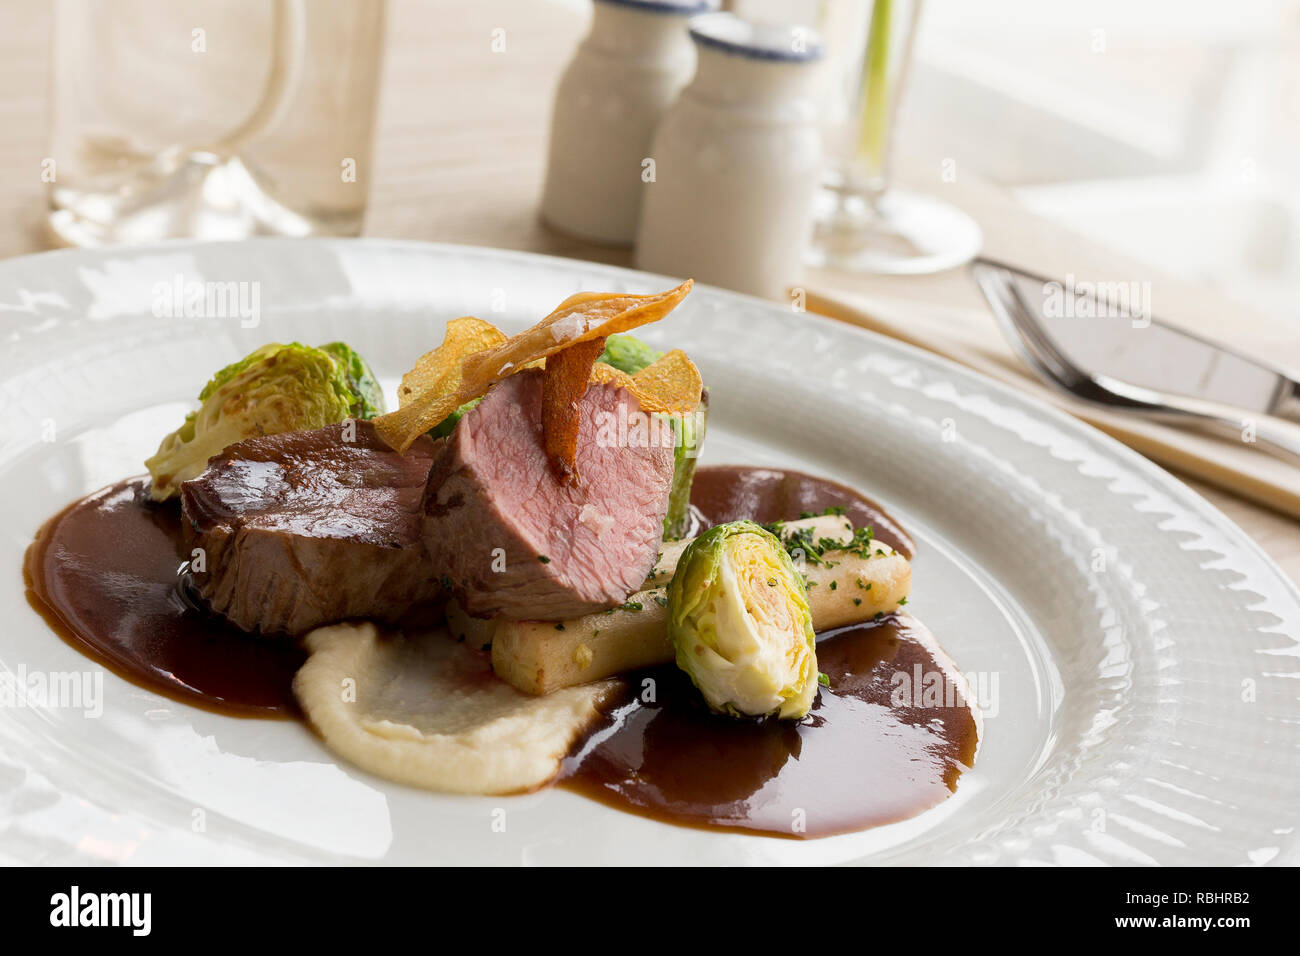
xmin=976 ymin=258 xmax=1300 ymax=425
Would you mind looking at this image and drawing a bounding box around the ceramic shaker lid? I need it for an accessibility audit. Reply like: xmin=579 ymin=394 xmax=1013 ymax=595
xmin=687 ymin=10 xmax=825 ymax=62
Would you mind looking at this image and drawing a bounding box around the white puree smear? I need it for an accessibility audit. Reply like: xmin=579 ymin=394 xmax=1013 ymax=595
xmin=294 ymin=623 xmax=621 ymax=794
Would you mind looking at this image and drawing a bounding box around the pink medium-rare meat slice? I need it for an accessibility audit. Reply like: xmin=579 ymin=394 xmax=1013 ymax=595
xmin=424 ymin=369 xmax=675 ymax=620
xmin=181 ymin=421 xmax=441 ymax=635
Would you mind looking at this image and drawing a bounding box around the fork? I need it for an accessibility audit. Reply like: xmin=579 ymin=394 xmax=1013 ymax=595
xmin=972 ymin=259 xmax=1300 ymax=461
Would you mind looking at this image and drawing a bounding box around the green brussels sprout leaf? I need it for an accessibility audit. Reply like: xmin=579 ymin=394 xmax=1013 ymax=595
xmin=428 ymin=396 xmax=484 ymax=439
xmin=597 ymin=333 xmax=663 ymax=375
xmin=319 ymin=341 xmax=386 ymax=419
xmin=659 ymin=393 xmax=706 ymax=540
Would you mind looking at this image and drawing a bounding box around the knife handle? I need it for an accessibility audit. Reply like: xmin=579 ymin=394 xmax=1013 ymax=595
xmin=1146 ymin=391 xmax=1300 ymax=463
xmin=1273 ymin=376 xmax=1300 ymax=427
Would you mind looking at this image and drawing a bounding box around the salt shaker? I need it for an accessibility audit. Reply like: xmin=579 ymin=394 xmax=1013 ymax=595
xmin=635 ymin=13 xmax=825 ymax=299
xmin=540 ymin=0 xmax=716 ymax=246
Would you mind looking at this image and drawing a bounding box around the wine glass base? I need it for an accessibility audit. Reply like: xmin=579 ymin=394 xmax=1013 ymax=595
xmin=807 ymin=187 xmax=983 ymax=275
xmin=47 ymin=152 xmax=361 ymax=247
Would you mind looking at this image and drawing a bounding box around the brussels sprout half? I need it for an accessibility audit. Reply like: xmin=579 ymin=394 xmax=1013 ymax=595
xmin=667 ymin=520 xmax=818 ymax=719
xmin=145 ymin=342 xmax=385 ymax=501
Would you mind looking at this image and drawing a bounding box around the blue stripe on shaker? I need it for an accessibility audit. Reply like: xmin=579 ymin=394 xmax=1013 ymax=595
xmin=688 ymin=11 xmax=825 ymax=62
xmin=596 ymin=0 xmax=718 ymax=15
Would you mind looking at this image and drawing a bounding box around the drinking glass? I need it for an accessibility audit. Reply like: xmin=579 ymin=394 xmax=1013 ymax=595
xmin=807 ymin=0 xmax=982 ymax=274
xmin=47 ymin=0 xmax=387 ymax=246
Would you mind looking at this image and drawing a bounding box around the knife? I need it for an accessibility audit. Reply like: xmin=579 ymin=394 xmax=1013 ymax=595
xmin=973 ymin=257 xmax=1300 ymax=457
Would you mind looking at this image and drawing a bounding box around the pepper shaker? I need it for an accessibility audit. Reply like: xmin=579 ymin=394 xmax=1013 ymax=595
xmin=540 ymin=0 xmax=716 ymax=246
xmin=635 ymin=13 xmax=825 ymax=299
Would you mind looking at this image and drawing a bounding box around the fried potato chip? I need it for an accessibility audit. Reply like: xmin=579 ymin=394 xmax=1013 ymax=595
xmin=630 ymin=349 xmax=704 ymax=414
xmin=396 ymin=316 xmax=508 ymax=408
xmin=463 ymin=281 xmax=693 ymax=385
xmin=590 ymin=349 xmax=704 ymax=415
xmin=375 ymin=281 xmax=693 ymax=453
xmin=541 ymin=336 xmax=607 ymax=483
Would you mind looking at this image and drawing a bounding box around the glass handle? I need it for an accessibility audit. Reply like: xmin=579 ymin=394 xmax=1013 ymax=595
xmin=202 ymin=0 xmax=307 ymax=157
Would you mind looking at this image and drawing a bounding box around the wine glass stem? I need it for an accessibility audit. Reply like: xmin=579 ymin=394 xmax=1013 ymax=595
xmin=856 ymin=0 xmax=894 ymax=188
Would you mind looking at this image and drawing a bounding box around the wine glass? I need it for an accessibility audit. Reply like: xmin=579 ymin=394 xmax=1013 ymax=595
xmin=47 ymin=0 xmax=386 ymax=246
xmin=807 ymin=0 xmax=982 ymax=275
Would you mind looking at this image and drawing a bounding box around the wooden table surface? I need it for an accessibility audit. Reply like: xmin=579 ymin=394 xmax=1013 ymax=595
xmin=3 ymin=0 xmax=1297 ymax=586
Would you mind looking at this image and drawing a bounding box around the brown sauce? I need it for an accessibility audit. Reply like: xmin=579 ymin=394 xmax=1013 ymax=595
xmin=688 ymin=465 xmax=914 ymax=558
xmin=561 ymin=617 xmax=977 ymax=838
xmin=25 ymin=464 xmax=975 ymax=837
xmin=561 ymin=467 xmax=977 ymax=838
xmin=24 ymin=479 xmax=304 ymax=717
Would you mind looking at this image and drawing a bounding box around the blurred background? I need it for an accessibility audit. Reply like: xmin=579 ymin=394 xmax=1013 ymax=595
xmin=0 ymin=0 xmax=1292 ymax=321
xmin=905 ymin=0 xmax=1300 ymax=321
xmin=741 ymin=0 xmax=1300 ymax=317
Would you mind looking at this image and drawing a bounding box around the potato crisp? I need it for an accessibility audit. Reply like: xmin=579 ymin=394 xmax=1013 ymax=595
xmin=374 ymin=281 xmax=697 ymax=455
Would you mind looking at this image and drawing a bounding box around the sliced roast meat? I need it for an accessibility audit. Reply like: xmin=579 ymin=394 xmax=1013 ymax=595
xmin=180 ymin=420 xmax=441 ymax=635
xmin=424 ymin=369 xmax=675 ymax=620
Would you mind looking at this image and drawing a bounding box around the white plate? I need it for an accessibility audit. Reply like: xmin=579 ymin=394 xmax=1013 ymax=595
xmin=1 ymin=239 xmax=1297 ymax=866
